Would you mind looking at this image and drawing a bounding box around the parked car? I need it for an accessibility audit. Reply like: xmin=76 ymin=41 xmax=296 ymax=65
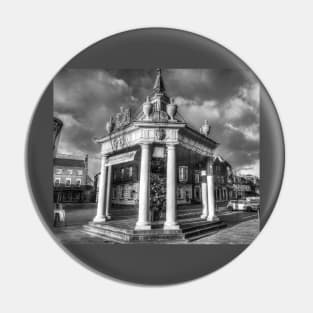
xmin=245 ymin=197 xmax=260 ymax=212
xmin=227 ymin=198 xmax=260 ymax=212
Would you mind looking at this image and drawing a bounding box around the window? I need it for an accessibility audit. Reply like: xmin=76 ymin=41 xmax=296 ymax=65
xmin=124 ymin=185 xmax=129 ymax=199
xmin=55 ymin=168 xmax=63 ymax=174
xmin=185 ymin=190 xmax=190 ymax=202
xmin=67 ymin=169 xmax=73 ymax=175
xmin=120 ymin=186 xmax=125 ymax=199
xmin=194 ymin=173 xmax=200 ymax=184
xmin=113 ymin=170 xmax=117 ymax=182
xmin=127 ymin=186 xmax=135 ymax=200
xmin=178 ymin=188 xmax=184 ymax=199
xmin=194 ymin=186 xmax=200 ymax=199
xmin=128 ymin=166 xmax=133 ymax=178
xmin=120 ymin=168 xmax=125 ymax=179
xmin=178 ymin=166 xmax=188 ymax=183
xmin=77 ymin=169 xmax=83 ymax=176
xmin=65 ymin=178 xmax=71 ymax=187
xmin=54 ymin=178 xmax=60 ymax=186
xmin=76 ymin=179 xmax=81 ymax=187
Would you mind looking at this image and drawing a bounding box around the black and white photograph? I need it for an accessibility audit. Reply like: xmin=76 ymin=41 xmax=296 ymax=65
xmin=53 ymin=68 xmax=260 ymax=244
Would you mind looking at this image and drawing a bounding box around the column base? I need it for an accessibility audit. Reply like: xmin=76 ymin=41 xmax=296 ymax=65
xmin=207 ymin=216 xmax=219 ymax=222
xmin=135 ymin=223 xmax=151 ymax=230
xmin=201 ymin=213 xmax=208 ymax=219
xmin=93 ymin=215 xmax=107 ymax=223
xmin=106 ymin=215 xmax=112 ymax=220
xmin=164 ymin=222 xmax=180 ymax=230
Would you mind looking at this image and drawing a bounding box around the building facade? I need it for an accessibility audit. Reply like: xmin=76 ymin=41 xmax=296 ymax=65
xmin=53 ymin=154 xmax=94 ymax=203
xmin=232 ymin=175 xmax=252 ymax=199
xmin=213 ymin=155 xmax=234 ymax=208
xmin=243 ymin=174 xmax=260 ymax=196
xmin=92 ymin=69 xmax=220 ymax=230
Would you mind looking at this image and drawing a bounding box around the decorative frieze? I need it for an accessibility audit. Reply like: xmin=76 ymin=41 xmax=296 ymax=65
xmin=99 ymin=121 xmax=214 ymax=158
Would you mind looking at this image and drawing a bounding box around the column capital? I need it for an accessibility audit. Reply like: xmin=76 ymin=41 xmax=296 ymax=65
xmin=140 ymin=142 xmax=151 ymax=147
xmin=166 ymin=144 xmax=177 ymax=149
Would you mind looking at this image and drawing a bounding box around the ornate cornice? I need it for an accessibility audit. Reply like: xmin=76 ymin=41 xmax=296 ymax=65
xmin=95 ymin=119 xmax=217 ymax=158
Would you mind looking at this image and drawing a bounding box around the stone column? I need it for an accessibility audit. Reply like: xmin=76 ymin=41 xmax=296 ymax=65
xmin=200 ymin=170 xmax=209 ymax=219
xmin=206 ymin=157 xmax=219 ymax=221
xmin=164 ymin=144 xmax=179 ymax=230
xmin=135 ymin=143 xmax=151 ymax=230
xmin=105 ymin=165 xmax=112 ymax=219
xmin=93 ymin=154 xmax=108 ymax=223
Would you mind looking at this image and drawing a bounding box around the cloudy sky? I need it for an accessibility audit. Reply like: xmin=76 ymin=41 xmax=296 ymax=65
xmin=54 ymin=69 xmax=260 ymax=178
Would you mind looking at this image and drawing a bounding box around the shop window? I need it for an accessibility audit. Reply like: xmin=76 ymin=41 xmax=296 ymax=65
xmin=128 ymin=186 xmax=135 ymax=200
xmin=65 ymin=178 xmax=71 ymax=187
xmin=124 ymin=185 xmax=129 ymax=199
xmin=112 ymin=188 xmax=117 ymax=200
xmin=120 ymin=186 xmax=126 ymax=199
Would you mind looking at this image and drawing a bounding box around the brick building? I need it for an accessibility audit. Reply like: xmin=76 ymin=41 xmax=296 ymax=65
xmin=53 ymin=154 xmax=94 ymax=203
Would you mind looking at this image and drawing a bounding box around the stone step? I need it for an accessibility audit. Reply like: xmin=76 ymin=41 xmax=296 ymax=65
xmin=82 ymin=216 xmax=226 ymax=243
xmin=182 ymin=221 xmax=226 ymax=241
xmin=83 ymin=223 xmax=185 ymax=243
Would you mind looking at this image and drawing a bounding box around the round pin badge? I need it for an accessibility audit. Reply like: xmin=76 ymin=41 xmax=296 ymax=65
xmin=27 ymin=28 xmax=284 ymax=285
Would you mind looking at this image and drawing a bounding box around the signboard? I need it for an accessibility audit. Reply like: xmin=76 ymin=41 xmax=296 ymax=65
xmin=106 ymin=151 xmax=137 ymax=166
xmin=233 ymin=184 xmax=251 ymax=192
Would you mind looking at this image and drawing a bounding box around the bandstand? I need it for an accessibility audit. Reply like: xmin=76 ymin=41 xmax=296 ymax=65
xmin=85 ymin=69 xmax=226 ymax=242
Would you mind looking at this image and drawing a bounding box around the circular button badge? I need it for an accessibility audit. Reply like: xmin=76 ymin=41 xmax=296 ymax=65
xmin=27 ymin=28 xmax=284 ymax=285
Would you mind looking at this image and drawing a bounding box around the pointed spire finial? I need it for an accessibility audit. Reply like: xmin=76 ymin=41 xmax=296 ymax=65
xmin=153 ymin=68 xmax=166 ymax=93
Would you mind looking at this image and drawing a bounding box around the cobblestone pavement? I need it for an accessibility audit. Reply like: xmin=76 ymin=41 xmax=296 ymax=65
xmin=192 ymin=213 xmax=259 ymax=244
xmin=53 ymin=226 xmax=112 ymax=244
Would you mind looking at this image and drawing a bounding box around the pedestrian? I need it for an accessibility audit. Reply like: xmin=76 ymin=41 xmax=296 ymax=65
xmin=53 ymin=203 xmax=66 ymax=227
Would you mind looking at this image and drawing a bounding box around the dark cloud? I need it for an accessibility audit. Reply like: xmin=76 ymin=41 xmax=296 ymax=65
xmin=54 ymin=69 xmax=260 ymax=177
